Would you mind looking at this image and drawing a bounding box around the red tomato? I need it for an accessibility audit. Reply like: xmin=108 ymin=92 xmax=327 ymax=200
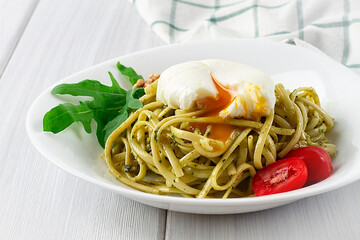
xmin=252 ymin=157 xmax=308 ymax=196
xmin=284 ymin=146 xmax=333 ymax=185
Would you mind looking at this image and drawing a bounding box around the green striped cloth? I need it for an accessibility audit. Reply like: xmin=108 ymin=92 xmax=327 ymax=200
xmin=130 ymin=0 xmax=360 ymax=74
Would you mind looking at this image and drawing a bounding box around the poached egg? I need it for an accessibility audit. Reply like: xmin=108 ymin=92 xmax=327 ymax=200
xmin=157 ymin=59 xmax=275 ymax=119
xmin=156 ymin=59 xmax=276 ymax=144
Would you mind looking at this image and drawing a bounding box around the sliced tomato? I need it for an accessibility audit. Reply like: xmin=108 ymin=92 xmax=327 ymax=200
xmin=252 ymin=157 xmax=308 ymax=196
xmin=284 ymin=146 xmax=333 ymax=185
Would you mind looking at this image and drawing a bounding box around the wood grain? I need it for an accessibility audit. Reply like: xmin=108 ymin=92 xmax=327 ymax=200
xmin=0 ymin=0 xmax=39 ymax=75
xmin=1 ymin=0 xmax=360 ymax=239
xmin=165 ymin=182 xmax=360 ymax=240
xmin=0 ymin=0 xmax=164 ymax=239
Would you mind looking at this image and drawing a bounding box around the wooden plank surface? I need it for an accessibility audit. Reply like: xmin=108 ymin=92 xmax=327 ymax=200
xmin=166 ymin=181 xmax=360 ymax=239
xmin=0 ymin=0 xmax=165 ymax=239
xmin=0 ymin=0 xmax=39 ymax=75
xmin=1 ymin=0 xmax=360 ymax=239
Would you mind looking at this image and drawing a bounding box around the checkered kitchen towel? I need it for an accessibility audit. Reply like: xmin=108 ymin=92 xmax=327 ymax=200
xmin=130 ymin=0 xmax=360 ymax=74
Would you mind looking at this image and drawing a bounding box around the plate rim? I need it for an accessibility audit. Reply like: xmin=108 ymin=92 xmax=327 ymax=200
xmin=26 ymin=38 xmax=360 ymax=208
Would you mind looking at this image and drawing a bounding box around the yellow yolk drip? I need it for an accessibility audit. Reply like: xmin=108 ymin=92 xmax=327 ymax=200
xmin=249 ymin=83 xmax=268 ymax=116
xmin=189 ymin=76 xmax=236 ymax=147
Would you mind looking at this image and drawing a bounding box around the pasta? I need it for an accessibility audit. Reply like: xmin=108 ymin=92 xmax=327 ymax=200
xmin=103 ymin=80 xmax=336 ymax=198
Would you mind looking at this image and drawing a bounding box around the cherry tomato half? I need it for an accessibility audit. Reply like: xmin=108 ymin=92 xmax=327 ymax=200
xmin=284 ymin=146 xmax=333 ymax=185
xmin=252 ymin=157 xmax=308 ymax=196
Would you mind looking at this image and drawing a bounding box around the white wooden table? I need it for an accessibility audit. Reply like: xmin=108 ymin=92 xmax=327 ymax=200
xmin=1 ymin=1 xmax=360 ymax=239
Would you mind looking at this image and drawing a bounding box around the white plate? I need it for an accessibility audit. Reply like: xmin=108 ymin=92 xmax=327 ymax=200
xmin=26 ymin=39 xmax=360 ymax=214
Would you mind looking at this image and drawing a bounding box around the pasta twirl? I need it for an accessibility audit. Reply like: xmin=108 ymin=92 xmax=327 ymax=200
xmin=103 ymin=80 xmax=335 ymax=198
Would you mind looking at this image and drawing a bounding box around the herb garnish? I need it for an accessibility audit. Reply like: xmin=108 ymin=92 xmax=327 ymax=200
xmin=43 ymin=62 xmax=145 ymax=148
xmin=124 ymin=165 xmax=131 ymax=173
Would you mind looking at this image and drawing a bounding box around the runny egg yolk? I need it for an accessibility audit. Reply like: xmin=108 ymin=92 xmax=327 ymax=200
xmin=189 ymin=75 xmax=236 ymax=146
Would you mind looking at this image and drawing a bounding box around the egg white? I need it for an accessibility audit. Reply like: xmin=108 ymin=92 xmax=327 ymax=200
xmin=156 ymin=59 xmax=276 ymax=119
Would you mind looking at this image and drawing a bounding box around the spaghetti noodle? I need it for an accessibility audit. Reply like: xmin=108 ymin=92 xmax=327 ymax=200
xmin=103 ymin=79 xmax=335 ymax=198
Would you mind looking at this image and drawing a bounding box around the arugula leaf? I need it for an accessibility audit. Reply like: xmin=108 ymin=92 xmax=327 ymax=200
xmin=51 ymin=78 xmax=126 ymax=99
xmin=126 ymin=88 xmax=144 ymax=109
xmin=103 ymin=88 xmax=145 ymax=142
xmin=43 ymin=62 xmax=145 ymax=148
xmin=117 ymin=62 xmax=144 ymax=85
xmin=43 ymin=101 xmax=93 ymax=133
xmin=103 ymin=108 xmax=129 ymax=143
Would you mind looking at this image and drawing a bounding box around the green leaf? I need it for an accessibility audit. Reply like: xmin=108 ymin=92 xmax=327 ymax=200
xmin=51 ymin=79 xmax=126 ymax=100
xmin=92 ymin=109 xmax=119 ymax=148
xmin=43 ymin=102 xmax=93 ymax=134
xmin=103 ymin=107 xmax=129 ymax=143
xmin=131 ymin=87 xmax=145 ymax=99
xmin=43 ymin=64 xmax=146 ymax=148
xmin=102 ymin=88 xmax=144 ymax=144
xmin=117 ymin=62 xmax=143 ymax=85
xmin=127 ymin=88 xmax=144 ymax=109
xmin=108 ymin=71 xmax=122 ymax=93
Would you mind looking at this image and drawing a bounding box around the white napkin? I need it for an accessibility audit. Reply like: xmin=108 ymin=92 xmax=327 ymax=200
xmin=130 ymin=0 xmax=360 ymax=74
